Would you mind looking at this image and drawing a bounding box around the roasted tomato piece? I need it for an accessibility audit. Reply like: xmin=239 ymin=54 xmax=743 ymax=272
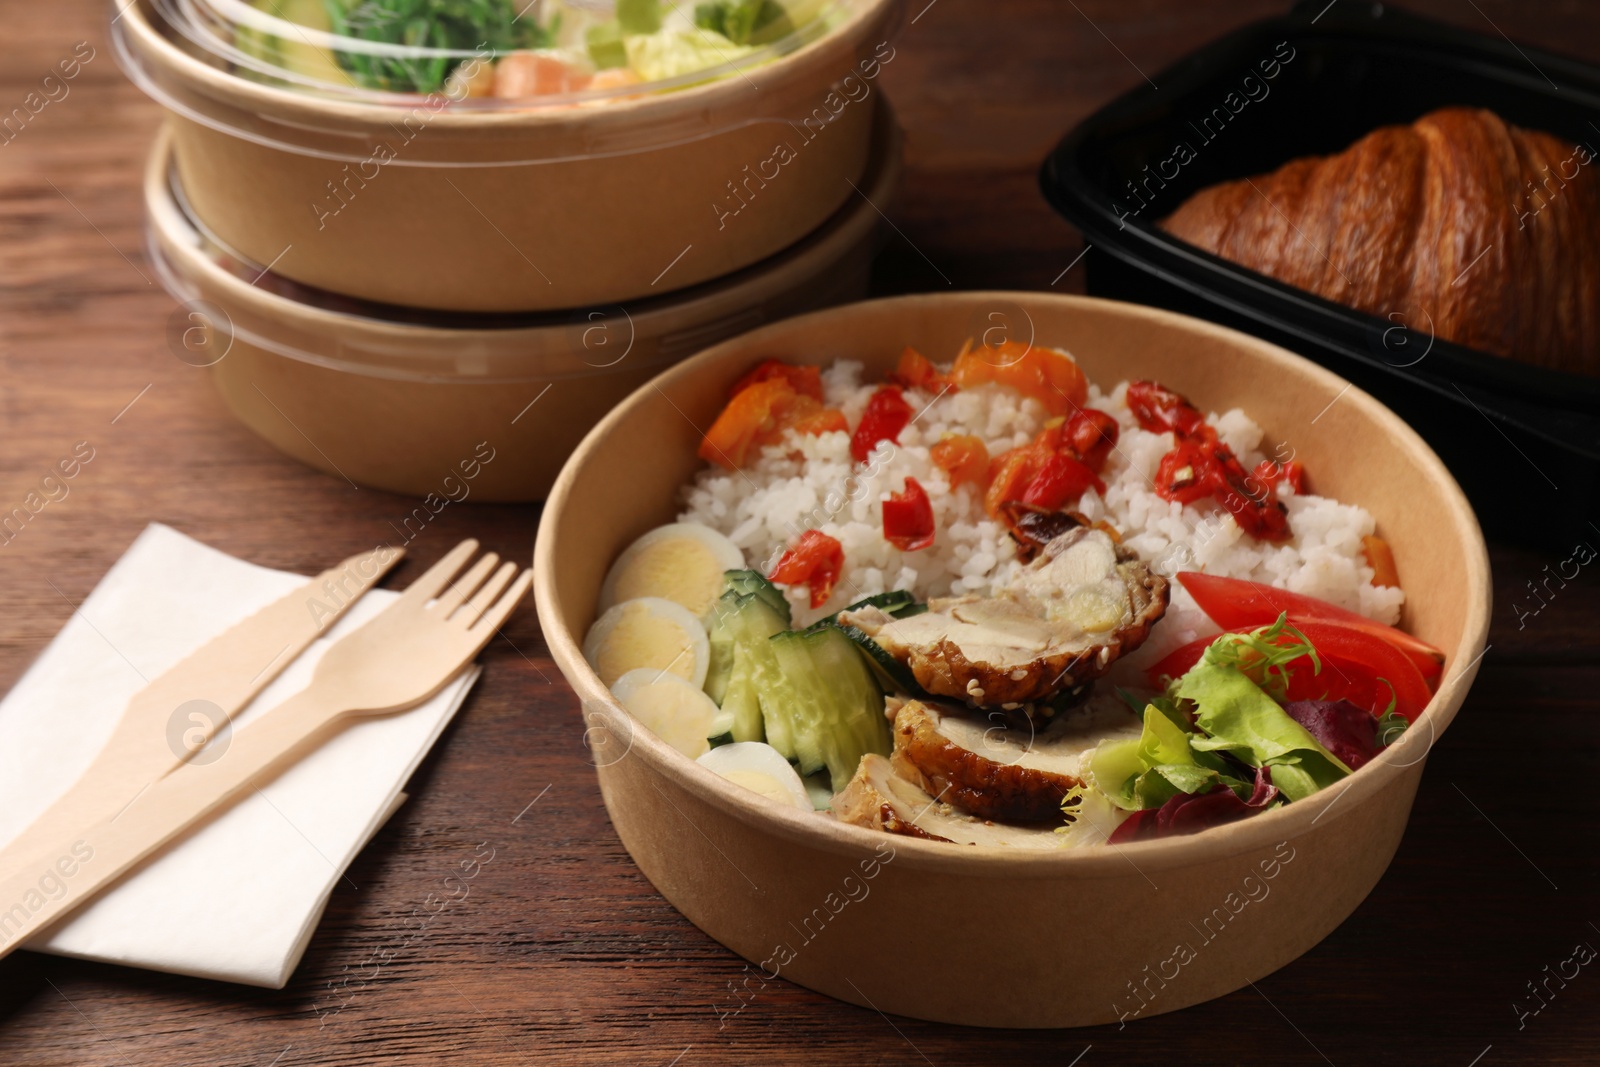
xmin=699 ymin=379 xmax=846 ymax=469
xmin=950 ymin=341 xmax=1089 ymax=416
xmin=1154 ymin=439 xmax=1215 ymax=505
xmin=729 ymin=359 xmax=823 ymax=401
xmin=984 ymin=446 xmax=1045 ymax=519
xmin=698 ymin=379 xmax=795 ymax=470
xmin=930 ymin=434 xmax=990 ymax=490
xmin=889 ymin=346 xmax=953 ymax=393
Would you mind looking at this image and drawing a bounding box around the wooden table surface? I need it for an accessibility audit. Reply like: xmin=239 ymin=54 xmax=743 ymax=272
xmin=4 ymin=1 xmax=1598 ymax=1064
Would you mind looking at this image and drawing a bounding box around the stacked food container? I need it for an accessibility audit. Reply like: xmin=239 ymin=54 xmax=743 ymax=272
xmin=116 ymin=0 xmax=902 ymax=499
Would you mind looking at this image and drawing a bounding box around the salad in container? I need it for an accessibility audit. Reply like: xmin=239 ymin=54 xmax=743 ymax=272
xmin=114 ymin=0 xmax=900 ymax=310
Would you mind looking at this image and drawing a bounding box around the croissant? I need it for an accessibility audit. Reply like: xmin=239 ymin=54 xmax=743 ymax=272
xmin=1160 ymin=107 xmax=1600 ymax=376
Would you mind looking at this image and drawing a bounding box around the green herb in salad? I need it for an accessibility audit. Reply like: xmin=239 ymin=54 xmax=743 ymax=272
xmin=1191 ymin=613 xmax=1321 ymax=703
xmin=694 ymin=0 xmax=791 ymax=45
xmin=323 ymin=0 xmax=552 ymax=93
xmin=615 ymin=0 xmax=663 ymax=34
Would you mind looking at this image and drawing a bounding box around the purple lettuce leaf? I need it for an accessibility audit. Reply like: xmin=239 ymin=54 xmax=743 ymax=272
xmin=1109 ymin=766 xmax=1279 ymax=844
xmin=1281 ymin=698 xmax=1381 ymax=771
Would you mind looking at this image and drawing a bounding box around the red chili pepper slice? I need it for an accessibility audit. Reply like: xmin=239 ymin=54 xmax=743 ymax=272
xmin=850 ymin=385 xmax=915 ymax=463
xmin=1254 ymin=458 xmax=1306 ymax=495
xmin=882 ymin=477 xmax=936 ymax=551
xmin=1203 ymin=438 xmax=1292 ymax=542
xmin=1154 ymin=439 xmax=1216 ymax=505
xmin=1126 ymin=380 xmax=1207 ymax=437
xmin=768 ymin=530 xmax=846 ymax=610
xmin=1130 ymin=379 xmax=1294 ymax=543
xmin=1021 ymin=452 xmax=1105 ymax=510
xmin=1065 ymin=408 xmax=1120 ymax=473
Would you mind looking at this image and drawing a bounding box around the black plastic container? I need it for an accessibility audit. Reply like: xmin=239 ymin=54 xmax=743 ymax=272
xmin=1040 ymin=0 xmax=1600 ymax=544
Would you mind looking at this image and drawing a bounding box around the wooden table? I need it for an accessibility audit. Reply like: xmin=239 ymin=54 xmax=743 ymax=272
xmin=3 ymin=1 xmax=1597 ymax=1063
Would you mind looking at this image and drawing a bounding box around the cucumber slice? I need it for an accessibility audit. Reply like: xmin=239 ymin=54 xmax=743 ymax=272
xmin=802 ymin=771 xmax=835 ymax=811
xmin=703 ymin=603 xmax=738 ymax=705
xmin=703 ymin=589 xmax=786 ymax=744
xmin=766 ymin=626 xmax=891 ymax=785
xmin=723 ymin=569 xmax=791 ymax=626
xmin=707 ymin=702 xmax=736 ymax=747
xmin=809 ymin=590 xmax=926 ymax=630
xmin=833 ymin=623 xmax=921 ymax=696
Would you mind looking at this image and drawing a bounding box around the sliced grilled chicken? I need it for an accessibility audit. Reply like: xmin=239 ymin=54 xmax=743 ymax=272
xmin=890 ymin=696 xmax=1142 ymax=823
xmin=841 ymin=527 xmax=1169 ymax=707
xmin=831 ymin=754 xmax=1065 ymax=848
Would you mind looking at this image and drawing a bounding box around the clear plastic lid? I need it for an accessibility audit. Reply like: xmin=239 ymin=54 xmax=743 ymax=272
xmin=115 ymin=0 xmax=896 ymax=163
xmin=190 ymin=0 xmax=841 ymax=100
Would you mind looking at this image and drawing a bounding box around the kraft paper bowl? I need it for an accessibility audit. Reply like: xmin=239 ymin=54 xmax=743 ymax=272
xmin=143 ymin=109 xmax=901 ymax=500
xmin=115 ymin=0 xmax=901 ymax=312
xmin=533 ymin=292 xmax=1491 ymax=1027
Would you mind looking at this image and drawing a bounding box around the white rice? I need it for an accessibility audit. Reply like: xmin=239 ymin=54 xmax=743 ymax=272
xmin=679 ymin=356 xmax=1403 ymax=681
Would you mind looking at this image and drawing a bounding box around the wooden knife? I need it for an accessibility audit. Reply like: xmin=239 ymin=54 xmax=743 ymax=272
xmin=0 ymin=545 xmax=403 ymax=878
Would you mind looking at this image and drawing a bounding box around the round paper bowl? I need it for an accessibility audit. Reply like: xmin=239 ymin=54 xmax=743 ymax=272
xmin=144 ymin=110 xmax=901 ymax=501
xmin=115 ymin=0 xmax=901 ymax=312
xmin=533 ymin=292 xmax=1491 ymax=1028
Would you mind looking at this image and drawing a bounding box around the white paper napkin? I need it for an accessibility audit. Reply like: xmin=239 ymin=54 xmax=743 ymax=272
xmin=0 ymin=524 xmax=479 ymax=988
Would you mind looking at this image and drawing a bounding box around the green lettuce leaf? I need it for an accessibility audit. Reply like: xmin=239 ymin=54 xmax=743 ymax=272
xmin=1087 ymin=704 xmax=1255 ymax=812
xmin=624 ymin=26 xmax=755 ymax=81
xmin=1177 ymin=662 xmax=1350 ymax=802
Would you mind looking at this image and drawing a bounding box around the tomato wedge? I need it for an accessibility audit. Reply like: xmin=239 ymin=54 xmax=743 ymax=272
xmin=882 ymin=477 xmax=936 ymax=551
xmin=1291 ymin=622 xmax=1433 ymax=721
xmin=850 ymin=385 xmax=915 ymax=462
xmin=1176 ymin=571 xmax=1443 ymax=678
xmin=1145 ymin=621 xmax=1433 ymax=722
xmin=768 ymin=530 xmax=845 ymax=610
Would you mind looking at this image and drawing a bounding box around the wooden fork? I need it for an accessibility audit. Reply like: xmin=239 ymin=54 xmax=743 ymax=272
xmin=0 ymin=540 xmax=530 ymax=958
